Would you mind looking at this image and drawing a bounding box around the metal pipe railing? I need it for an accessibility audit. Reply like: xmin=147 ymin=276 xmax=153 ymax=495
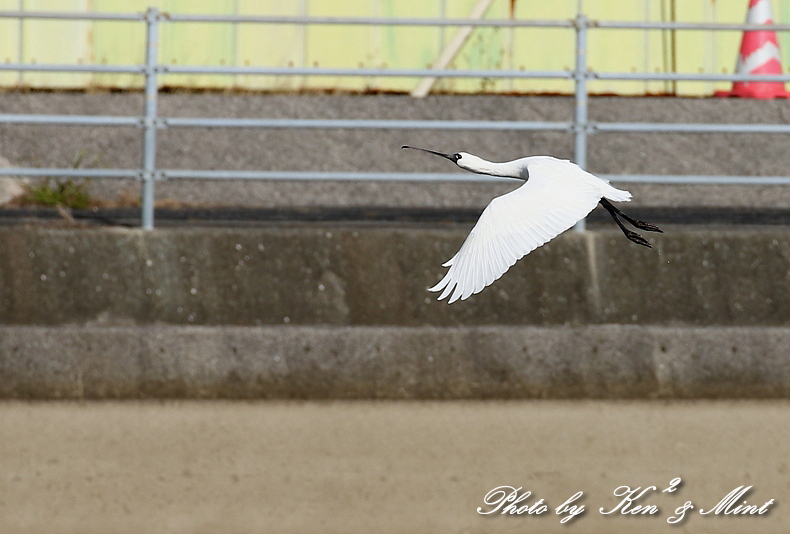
xmin=1 ymin=8 xmax=789 ymax=228
xmin=0 ymin=10 xmax=143 ymax=20
xmin=594 ymin=123 xmax=790 ymax=134
xmin=159 ymin=118 xmax=573 ymax=131
xmin=573 ymin=13 xmax=589 ymax=232
xmin=160 ymin=14 xmax=575 ymax=27
xmin=0 ymin=168 xmax=140 ymax=178
xmin=2 ymin=167 xmax=790 ymax=186
xmin=158 ymin=170 xmax=519 ymax=182
xmin=594 ymin=72 xmax=790 ymax=82
xmin=0 ymin=114 xmax=141 ymax=126
xmin=161 ymin=66 xmax=573 ymax=78
xmin=140 ymin=7 xmax=159 ymax=230
xmin=0 ymin=64 xmax=145 ymax=73
xmin=3 ymin=11 xmax=788 ymax=30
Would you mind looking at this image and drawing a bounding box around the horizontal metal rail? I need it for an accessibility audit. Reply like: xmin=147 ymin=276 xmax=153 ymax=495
xmin=167 ymin=171 xmax=790 ymax=185
xmin=8 ymin=64 xmax=790 ymax=83
xmin=5 ymin=11 xmax=789 ymax=31
xmin=0 ymin=168 xmax=140 ymax=179
xmin=0 ymin=63 xmax=145 ymax=74
xmin=605 ymin=175 xmax=790 ymax=185
xmin=161 ymin=15 xmax=575 ymax=27
xmin=593 ymin=123 xmax=790 ymax=134
xmin=159 ymin=170 xmax=519 ymax=182
xmin=7 ymin=115 xmax=790 ymax=135
xmin=162 ymin=66 xmax=573 ymax=78
xmin=8 ymin=63 xmax=790 ymax=83
xmin=160 ymin=118 xmax=572 ymax=131
xmin=2 ymin=167 xmax=789 ymax=186
xmin=0 ymin=10 xmax=144 ymax=20
xmin=0 ymin=114 xmax=141 ymax=126
xmin=593 ymin=20 xmax=790 ymax=31
xmin=594 ymin=72 xmax=790 ymax=82
xmin=152 ymin=14 xmax=790 ymax=32
xmin=0 ymin=168 xmax=515 ymax=182
xmin=0 ymin=114 xmax=572 ymax=131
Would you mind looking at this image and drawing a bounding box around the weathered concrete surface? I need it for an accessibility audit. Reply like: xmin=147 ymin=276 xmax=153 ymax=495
xmin=2 ymin=226 xmax=790 ymax=326
xmin=2 ymin=325 xmax=790 ymax=399
xmin=0 ymin=400 xmax=787 ymax=534
xmin=0 ymin=155 xmax=26 ymax=205
xmin=3 ymin=93 xmax=790 ymax=209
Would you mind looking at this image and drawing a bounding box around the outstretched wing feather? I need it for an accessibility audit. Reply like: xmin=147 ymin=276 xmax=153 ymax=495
xmin=429 ymin=158 xmax=616 ymax=302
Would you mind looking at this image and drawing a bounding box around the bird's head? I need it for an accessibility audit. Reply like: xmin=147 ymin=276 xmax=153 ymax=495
xmin=401 ymin=145 xmax=462 ymax=164
xmin=401 ymin=145 xmax=497 ymax=175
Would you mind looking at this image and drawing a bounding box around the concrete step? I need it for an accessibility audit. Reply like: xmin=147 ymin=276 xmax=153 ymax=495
xmin=1 ymin=225 xmax=788 ymax=326
xmin=2 ymin=325 xmax=789 ymax=399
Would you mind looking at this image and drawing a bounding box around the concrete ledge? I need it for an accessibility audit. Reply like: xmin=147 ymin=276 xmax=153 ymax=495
xmin=3 ymin=226 xmax=790 ymax=326
xmin=1 ymin=325 xmax=789 ymax=399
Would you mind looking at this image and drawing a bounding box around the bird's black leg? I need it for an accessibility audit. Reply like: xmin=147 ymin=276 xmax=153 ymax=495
xmin=599 ymin=199 xmax=652 ymax=248
xmin=600 ymin=198 xmax=663 ymax=233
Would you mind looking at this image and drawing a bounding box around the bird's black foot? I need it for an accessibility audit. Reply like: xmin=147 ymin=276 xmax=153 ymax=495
xmin=625 ymin=230 xmax=652 ymax=248
xmin=627 ymin=218 xmax=663 ymax=233
xmin=599 ymin=198 xmax=661 ymax=247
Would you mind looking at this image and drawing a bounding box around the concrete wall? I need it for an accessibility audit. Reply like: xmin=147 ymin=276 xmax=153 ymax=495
xmin=1 ymin=225 xmax=789 ymax=399
xmin=2 ymin=226 xmax=789 ymax=327
xmin=2 ymin=324 xmax=790 ymax=399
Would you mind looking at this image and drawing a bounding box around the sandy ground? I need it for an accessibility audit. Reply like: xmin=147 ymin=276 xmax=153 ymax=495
xmin=0 ymin=400 xmax=786 ymax=534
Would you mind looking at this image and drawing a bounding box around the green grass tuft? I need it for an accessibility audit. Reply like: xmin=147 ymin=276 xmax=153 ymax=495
xmin=25 ymin=179 xmax=92 ymax=210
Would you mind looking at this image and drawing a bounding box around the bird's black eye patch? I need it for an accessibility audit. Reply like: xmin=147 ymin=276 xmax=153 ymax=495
xmin=453 ymin=153 xmax=462 ymax=162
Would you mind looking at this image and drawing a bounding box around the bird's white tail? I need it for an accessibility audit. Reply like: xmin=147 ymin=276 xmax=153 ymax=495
xmin=602 ymin=185 xmax=632 ymax=203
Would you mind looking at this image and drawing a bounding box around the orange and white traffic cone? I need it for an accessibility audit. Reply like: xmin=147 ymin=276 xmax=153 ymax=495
xmin=716 ymin=0 xmax=790 ymax=98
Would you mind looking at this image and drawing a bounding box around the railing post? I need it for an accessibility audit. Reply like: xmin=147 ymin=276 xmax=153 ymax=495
xmin=573 ymin=13 xmax=588 ymax=232
xmin=141 ymin=7 xmax=159 ymax=230
xmin=17 ymin=0 xmax=24 ymax=86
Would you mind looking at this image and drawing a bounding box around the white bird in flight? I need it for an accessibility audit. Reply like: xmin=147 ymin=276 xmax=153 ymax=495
xmin=402 ymin=145 xmax=662 ymax=304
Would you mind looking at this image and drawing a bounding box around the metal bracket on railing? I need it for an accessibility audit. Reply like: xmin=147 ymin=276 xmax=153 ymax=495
xmin=571 ymin=123 xmax=595 ymax=134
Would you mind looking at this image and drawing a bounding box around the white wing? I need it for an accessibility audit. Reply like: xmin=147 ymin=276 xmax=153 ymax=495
xmin=429 ymin=157 xmax=630 ymax=303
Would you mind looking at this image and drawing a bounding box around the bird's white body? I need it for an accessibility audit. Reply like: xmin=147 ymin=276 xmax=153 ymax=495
xmin=409 ymin=149 xmax=632 ymax=303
